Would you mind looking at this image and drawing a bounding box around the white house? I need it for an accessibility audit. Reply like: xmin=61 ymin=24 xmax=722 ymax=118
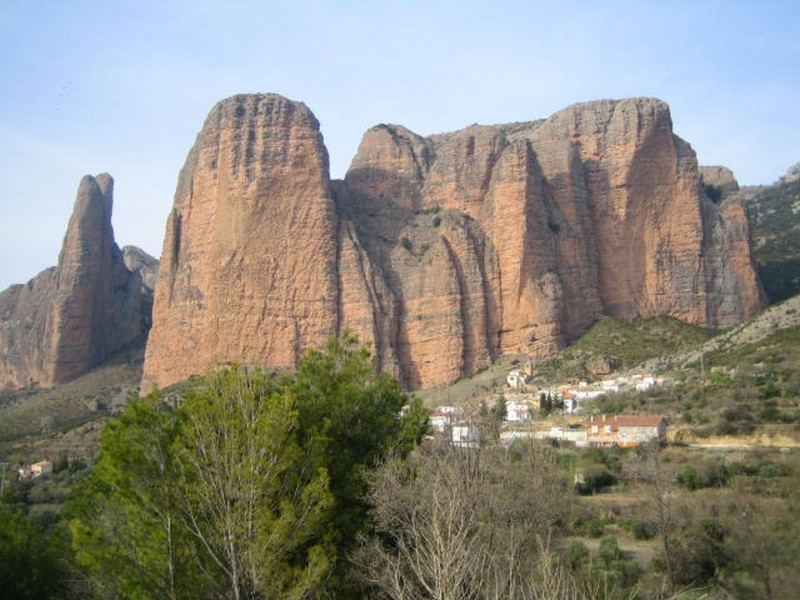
xmin=429 ymin=406 xmax=465 ymax=432
xmin=506 ymin=370 xmax=529 ymax=389
xmin=587 ymin=415 xmax=667 ymax=447
xmin=600 ymin=379 xmax=620 ymax=393
xmin=452 ymin=424 xmax=480 ymax=445
xmin=18 ymin=460 xmax=53 ymax=479
xmin=634 ymin=375 xmax=657 ymax=391
xmin=505 ymin=400 xmax=532 ymax=422
xmin=571 ymin=388 xmax=606 ymax=401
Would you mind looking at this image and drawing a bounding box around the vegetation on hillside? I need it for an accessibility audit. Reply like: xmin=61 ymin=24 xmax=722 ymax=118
xmin=748 ymin=177 xmax=800 ymax=304
xmin=1 ymin=307 xmax=799 ymax=598
xmin=0 ymin=336 xmax=146 ymax=461
xmin=534 ymin=316 xmax=718 ymax=381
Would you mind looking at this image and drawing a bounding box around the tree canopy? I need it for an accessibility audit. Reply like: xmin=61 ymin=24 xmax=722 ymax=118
xmin=69 ymin=334 xmax=427 ymax=600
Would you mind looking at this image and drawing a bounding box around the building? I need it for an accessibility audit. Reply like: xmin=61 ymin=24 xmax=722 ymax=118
xmin=451 ymin=424 xmax=480 ymax=446
xmin=429 ymin=406 xmax=466 ymax=432
xmin=506 ymin=370 xmax=529 ymax=389
xmin=18 ymin=460 xmax=53 ymax=479
xmin=587 ymin=415 xmax=667 ymax=447
xmin=505 ymin=399 xmax=532 ymax=422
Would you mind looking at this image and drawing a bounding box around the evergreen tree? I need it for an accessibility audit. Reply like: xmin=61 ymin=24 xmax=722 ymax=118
xmin=70 ymin=335 xmax=427 ymax=599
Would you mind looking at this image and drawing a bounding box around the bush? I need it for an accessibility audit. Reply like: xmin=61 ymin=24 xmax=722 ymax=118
xmin=677 ymin=460 xmax=729 ymax=490
xmin=678 ymin=465 xmax=701 ymax=490
xmin=630 ymin=519 xmax=658 ymax=540
xmin=576 ymin=465 xmax=616 ymax=495
xmin=574 ymin=517 xmax=608 ymax=538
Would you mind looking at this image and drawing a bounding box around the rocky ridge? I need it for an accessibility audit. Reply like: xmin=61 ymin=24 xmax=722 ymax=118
xmin=0 ymin=175 xmax=154 ymax=390
xmin=142 ymin=94 xmax=764 ymax=391
xmin=639 ymin=293 xmax=800 ymax=373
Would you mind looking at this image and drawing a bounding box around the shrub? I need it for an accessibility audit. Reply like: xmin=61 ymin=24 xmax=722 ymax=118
xmin=630 ymin=519 xmax=658 ymax=540
xmin=576 ymin=465 xmax=616 ymax=495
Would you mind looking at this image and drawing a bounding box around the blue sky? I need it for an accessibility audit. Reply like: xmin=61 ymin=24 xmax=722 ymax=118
xmin=1 ymin=0 xmax=798 ymax=290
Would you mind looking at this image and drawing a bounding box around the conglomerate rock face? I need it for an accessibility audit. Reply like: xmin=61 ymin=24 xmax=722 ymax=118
xmin=0 ymin=174 xmax=149 ymax=389
xmin=142 ymin=94 xmax=764 ymax=391
xmin=142 ymin=94 xmax=340 ymax=390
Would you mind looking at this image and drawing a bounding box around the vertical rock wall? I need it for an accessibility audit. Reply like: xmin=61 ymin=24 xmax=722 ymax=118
xmin=142 ymin=95 xmax=340 ymax=391
xmin=141 ymin=94 xmax=764 ymax=391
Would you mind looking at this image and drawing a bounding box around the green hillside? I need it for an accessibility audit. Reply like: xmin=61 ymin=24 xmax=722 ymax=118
xmin=534 ymin=315 xmax=719 ymax=380
xmin=0 ymin=338 xmax=145 ymax=462
xmin=748 ymin=176 xmax=800 ymax=304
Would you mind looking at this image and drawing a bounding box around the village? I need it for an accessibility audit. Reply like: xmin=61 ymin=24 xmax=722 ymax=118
xmin=429 ymin=362 xmax=671 ymax=448
xmin=11 ymin=366 xmax=672 ymax=483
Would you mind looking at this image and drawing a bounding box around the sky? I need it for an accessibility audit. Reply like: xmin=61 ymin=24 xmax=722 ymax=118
xmin=1 ymin=0 xmax=798 ymax=291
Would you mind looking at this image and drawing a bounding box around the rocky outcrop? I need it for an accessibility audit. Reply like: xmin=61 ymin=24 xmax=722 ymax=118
xmin=142 ymin=94 xmax=340 ymax=391
xmin=142 ymin=94 xmax=764 ymax=391
xmin=122 ymin=245 xmax=159 ymax=295
xmin=0 ymin=175 xmax=152 ymax=390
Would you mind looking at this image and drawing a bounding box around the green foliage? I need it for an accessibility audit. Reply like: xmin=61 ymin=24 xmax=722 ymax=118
xmin=629 ymin=519 xmax=658 ymax=540
xmin=677 ymin=458 xmax=730 ymax=491
xmin=70 ymin=395 xmax=204 ymax=600
xmin=179 ymin=367 xmax=334 ymax=599
xmin=748 ymin=178 xmax=800 ymax=304
xmin=0 ymin=504 xmax=70 ymax=599
xmin=566 ymin=535 xmax=641 ymax=598
xmin=668 ymin=519 xmax=729 ymax=587
xmin=292 ymin=334 xmax=419 ymax=548
xmin=576 ymin=465 xmax=616 ymax=495
xmin=69 ymin=334 xmax=425 ymax=600
xmin=573 ymin=516 xmax=611 ymax=538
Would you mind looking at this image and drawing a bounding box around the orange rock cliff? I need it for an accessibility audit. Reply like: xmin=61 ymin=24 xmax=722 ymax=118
xmin=141 ymin=94 xmax=764 ymax=391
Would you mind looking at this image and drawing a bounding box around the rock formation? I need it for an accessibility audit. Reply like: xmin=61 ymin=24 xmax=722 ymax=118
xmin=142 ymin=95 xmax=340 ymax=390
xmin=142 ymin=94 xmax=764 ymax=391
xmin=0 ymin=174 xmax=153 ymax=390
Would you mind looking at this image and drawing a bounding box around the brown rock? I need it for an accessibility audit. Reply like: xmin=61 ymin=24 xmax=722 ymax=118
xmin=122 ymin=245 xmax=159 ymax=295
xmin=340 ymin=97 xmax=763 ymax=386
xmin=0 ymin=174 xmax=149 ymax=389
xmin=142 ymin=94 xmax=764 ymax=391
xmin=142 ymin=94 xmax=340 ymax=391
xmin=699 ymin=165 xmax=740 ymax=199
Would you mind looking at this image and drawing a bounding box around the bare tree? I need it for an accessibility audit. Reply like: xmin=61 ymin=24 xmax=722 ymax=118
xmin=623 ymin=441 xmax=677 ymax=596
xmin=358 ymin=438 xmax=571 ymax=600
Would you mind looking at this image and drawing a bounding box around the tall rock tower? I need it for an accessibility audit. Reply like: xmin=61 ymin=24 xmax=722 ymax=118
xmin=142 ymin=94 xmax=340 ymax=391
xmin=0 ymin=174 xmax=147 ymax=389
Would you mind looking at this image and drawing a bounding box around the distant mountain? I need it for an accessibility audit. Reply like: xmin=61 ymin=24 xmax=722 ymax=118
xmin=746 ymin=164 xmax=800 ymax=304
